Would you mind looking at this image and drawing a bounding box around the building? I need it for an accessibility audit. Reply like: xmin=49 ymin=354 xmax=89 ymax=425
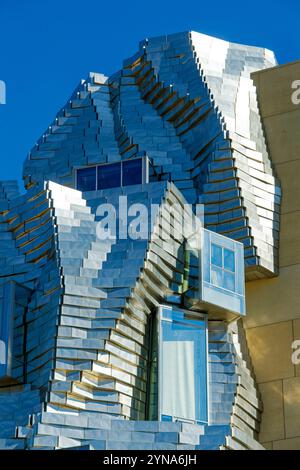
xmin=246 ymin=61 xmax=300 ymax=450
xmin=0 ymin=30 xmax=298 ymax=450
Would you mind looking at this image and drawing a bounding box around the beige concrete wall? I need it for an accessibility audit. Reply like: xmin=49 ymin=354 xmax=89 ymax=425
xmin=246 ymin=61 xmax=300 ymax=450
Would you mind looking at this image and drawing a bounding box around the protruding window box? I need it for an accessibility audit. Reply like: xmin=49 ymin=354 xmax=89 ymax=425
xmin=185 ymin=229 xmax=246 ymax=319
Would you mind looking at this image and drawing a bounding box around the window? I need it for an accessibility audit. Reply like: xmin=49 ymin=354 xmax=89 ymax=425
xmin=76 ymin=166 xmax=96 ymax=192
xmin=76 ymin=157 xmax=147 ymax=192
xmin=147 ymin=306 xmax=208 ymax=424
xmin=201 ymin=229 xmax=245 ymax=316
xmin=0 ymin=282 xmax=32 ymax=383
xmin=123 ymin=158 xmax=143 ymax=186
xmin=211 ymin=243 xmax=235 ymax=292
xmin=97 ymin=162 xmax=121 ymax=190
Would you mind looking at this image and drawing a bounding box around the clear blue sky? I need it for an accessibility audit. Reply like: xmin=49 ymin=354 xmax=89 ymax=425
xmin=0 ymin=0 xmax=299 ymax=189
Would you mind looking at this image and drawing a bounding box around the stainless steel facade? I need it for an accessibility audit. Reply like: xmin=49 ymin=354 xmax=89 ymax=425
xmin=0 ymin=31 xmax=279 ymax=450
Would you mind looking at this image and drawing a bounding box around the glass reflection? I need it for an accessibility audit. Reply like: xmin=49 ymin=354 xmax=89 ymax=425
xmin=211 ymin=243 xmax=222 ymax=267
xmin=158 ymin=306 xmax=208 ymax=424
xmin=123 ymin=158 xmax=143 ymax=186
xmin=97 ymin=162 xmax=121 ymax=190
xmin=76 ymin=166 xmax=96 ymax=192
xmin=224 ymin=248 xmax=235 ymax=272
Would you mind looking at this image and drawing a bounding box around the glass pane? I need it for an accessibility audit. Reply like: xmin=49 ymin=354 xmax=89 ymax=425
xmin=224 ymin=248 xmax=235 ymax=272
xmin=97 ymin=162 xmax=121 ymax=190
xmin=147 ymin=314 xmax=159 ymax=421
xmin=211 ymin=265 xmax=223 ymax=287
xmin=223 ymin=271 xmax=235 ymax=291
xmin=161 ymin=415 xmax=172 ymax=422
xmin=160 ymin=307 xmax=207 ymax=423
xmin=76 ymin=167 xmax=96 ymax=192
xmin=122 ymin=158 xmax=143 ymax=186
xmin=211 ymin=244 xmax=223 ymax=268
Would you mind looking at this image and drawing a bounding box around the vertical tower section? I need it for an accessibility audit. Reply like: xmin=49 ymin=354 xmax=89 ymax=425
xmin=190 ymin=32 xmax=280 ymax=278
xmin=128 ymin=31 xmax=281 ymax=278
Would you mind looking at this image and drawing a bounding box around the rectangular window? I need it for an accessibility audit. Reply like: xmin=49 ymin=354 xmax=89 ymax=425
xmin=211 ymin=244 xmax=223 ymax=268
xmin=211 ymin=243 xmax=236 ymax=292
xmin=148 ymin=306 xmax=208 ymax=424
xmin=223 ymin=270 xmax=235 ymax=291
xmin=201 ymin=229 xmax=245 ymax=316
xmin=97 ymin=162 xmax=121 ymax=190
xmin=224 ymin=248 xmax=235 ymax=272
xmin=0 ymin=282 xmax=32 ymax=384
xmin=122 ymin=158 xmax=143 ymax=186
xmin=76 ymin=166 xmax=96 ymax=192
xmin=76 ymin=157 xmax=148 ymax=192
xmin=211 ymin=265 xmax=223 ymax=288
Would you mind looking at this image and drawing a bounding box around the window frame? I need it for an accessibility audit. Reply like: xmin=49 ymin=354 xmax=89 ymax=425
xmin=74 ymin=156 xmax=149 ymax=192
xmin=156 ymin=305 xmax=209 ymax=425
xmin=201 ymin=228 xmax=246 ymax=316
xmin=210 ymin=242 xmax=237 ymax=294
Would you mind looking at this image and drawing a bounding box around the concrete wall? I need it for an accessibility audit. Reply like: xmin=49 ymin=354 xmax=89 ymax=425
xmin=245 ymin=61 xmax=300 ymax=450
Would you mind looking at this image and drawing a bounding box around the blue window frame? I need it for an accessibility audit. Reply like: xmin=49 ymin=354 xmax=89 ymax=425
xmin=76 ymin=157 xmax=147 ymax=192
xmin=153 ymin=306 xmax=208 ymax=424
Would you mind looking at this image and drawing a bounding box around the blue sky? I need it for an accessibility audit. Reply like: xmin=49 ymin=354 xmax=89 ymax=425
xmin=0 ymin=0 xmax=299 ymax=189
